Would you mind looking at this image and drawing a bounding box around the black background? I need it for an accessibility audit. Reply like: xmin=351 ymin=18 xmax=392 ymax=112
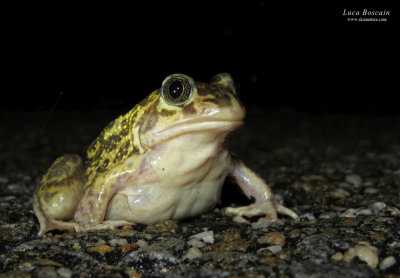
xmin=2 ymin=2 xmax=397 ymax=115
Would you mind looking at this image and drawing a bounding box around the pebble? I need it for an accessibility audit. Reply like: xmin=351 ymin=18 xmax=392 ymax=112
xmin=364 ymin=187 xmax=379 ymax=195
xmin=120 ymin=243 xmax=140 ymax=253
xmin=393 ymin=168 xmax=400 ymax=176
xmin=318 ymin=212 xmax=337 ymax=219
xmin=368 ymin=201 xmax=386 ymax=215
xmin=93 ymin=239 xmax=106 ymax=246
xmin=299 ymin=213 xmax=316 ymax=221
xmin=340 ymin=208 xmax=372 ymax=218
xmin=383 ymin=205 xmax=400 ymax=216
xmin=109 ymin=238 xmax=128 ymax=246
xmin=57 ymin=267 xmax=73 ymax=278
xmin=0 ymin=176 xmax=9 ymax=183
xmin=343 ymin=245 xmax=379 ymax=268
xmin=88 ymin=245 xmax=114 ymax=255
xmin=345 ymin=174 xmax=362 ymax=187
xmin=379 ymin=256 xmax=396 ymax=270
xmin=136 ymin=239 xmax=149 ymax=248
xmin=37 ymin=266 xmax=57 ymax=278
xmin=251 ymin=217 xmax=278 ymax=229
xmin=187 ymin=237 xmax=206 ymax=249
xmin=266 ymin=245 xmax=282 ymax=254
xmin=182 ymin=247 xmax=203 ymax=260
xmin=329 ymin=188 xmax=350 ymax=198
xmin=72 ymin=242 xmax=81 ymax=251
xmin=18 ymin=261 xmax=35 ymax=272
xmin=124 ymin=268 xmax=141 ymax=278
xmin=202 ymin=239 xmax=249 ymax=252
xmin=340 ymin=208 xmax=358 ymax=218
xmin=257 ymin=232 xmax=285 ymax=246
xmin=189 ymin=231 xmax=214 ymax=244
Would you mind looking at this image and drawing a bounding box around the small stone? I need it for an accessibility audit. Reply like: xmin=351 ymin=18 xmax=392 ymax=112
xmin=288 ymin=229 xmax=300 ymax=239
xmin=358 ymin=208 xmax=373 ymax=215
xmin=202 ymin=239 xmax=249 ymax=252
xmin=120 ymin=243 xmax=140 ymax=253
xmin=318 ymin=212 xmax=337 ymax=219
xmin=299 ymin=213 xmax=316 ymax=221
xmin=364 ymin=187 xmax=379 ymax=195
xmin=257 ymin=232 xmax=285 ymax=246
xmin=37 ymin=266 xmax=58 ymax=278
xmin=93 ymin=238 xmax=106 ymax=246
xmin=344 ymin=245 xmax=379 ymax=268
xmin=331 ymin=252 xmax=343 ymax=261
xmin=72 ymin=242 xmax=81 ymax=251
xmin=147 ymin=219 xmax=178 ymax=233
xmin=37 ymin=258 xmax=63 ymax=267
xmin=266 ymin=245 xmax=282 ymax=254
xmin=88 ymin=245 xmax=114 ymax=255
xmin=251 ymin=217 xmax=275 ymax=229
xmin=379 ymin=256 xmax=396 ymax=270
xmin=109 ymin=238 xmax=128 ymax=246
xmin=393 ymin=168 xmax=400 ymax=176
xmin=383 ymin=205 xmax=400 ymax=216
xmin=0 ymin=176 xmax=9 ymax=183
xmin=330 ymin=188 xmax=350 ymax=198
xmin=187 ymin=237 xmax=206 ymax=249
xmin=182 ymin=247 xmax=203 ymax=260
xmin=114 ymin=230 xmax=137 ymax=237
xmin=340 ymin=218 xmax=359 ymax=227
xmin=190 ymin=231 xmax=214 ymax=244
xmin=124 ymin=267 xmax=141 ymax=278
xmin=18 ymin=261 xmax=35 ymax=272
xmin=57 ymin=267 xmax=73 ymax=278
xmin=345 ymin=174 xmax=362 ymax=187
xmin=136 ymin=239 xmax=148 ymax=248
xmin=340 ymin=208 xmax=358 ymax=218
xmin=371 ymin=232 xmax=386 ymax=241
xmin=368 ymin=201 xmax=386 ymax=215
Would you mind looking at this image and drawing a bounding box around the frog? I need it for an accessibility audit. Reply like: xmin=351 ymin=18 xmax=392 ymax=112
xmin=33 ymin=73 xmax=298 ymax=236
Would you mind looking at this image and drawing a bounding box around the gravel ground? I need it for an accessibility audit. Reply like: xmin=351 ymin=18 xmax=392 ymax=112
xmin=0 ymin=108 xmax=399 ymax=277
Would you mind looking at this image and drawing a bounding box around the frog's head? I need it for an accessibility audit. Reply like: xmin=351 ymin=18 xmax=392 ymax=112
xmin=139 ymin=73 xmax=245 ymax=147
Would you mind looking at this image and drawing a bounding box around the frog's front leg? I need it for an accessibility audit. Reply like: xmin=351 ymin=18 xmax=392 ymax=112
xmin=226 ymin=159 xmax=298 ymax=223
xmin=73 ymin=169 xmax=136 ymax=232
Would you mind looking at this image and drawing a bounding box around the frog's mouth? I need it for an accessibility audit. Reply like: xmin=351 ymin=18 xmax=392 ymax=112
xmin=150 ymin=119 xmax=243 ymax=144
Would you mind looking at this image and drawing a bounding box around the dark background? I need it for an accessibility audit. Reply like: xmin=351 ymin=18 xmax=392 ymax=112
xmin=2 ymin=2 xmax=397 ymax=115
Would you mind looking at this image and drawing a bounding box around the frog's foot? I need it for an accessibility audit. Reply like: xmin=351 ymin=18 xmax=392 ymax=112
xmin=77 ymin=220 xmax=135 ymax=233
xmin=36 ymin=216 xmax=80 ymax=237
xmin=33 ymin=194 xmax=78 ymax=236
xmin=225 ymin=202 xmax=298 ymax=224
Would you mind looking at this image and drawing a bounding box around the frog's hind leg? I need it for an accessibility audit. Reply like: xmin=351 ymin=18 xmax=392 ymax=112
xmin=33 ymin=154 xmax=85 ymax=236
xmin=77 ymin=220 xmax=136 ymax=233
xmin=33 ymin=193 xmax=80 ymax=236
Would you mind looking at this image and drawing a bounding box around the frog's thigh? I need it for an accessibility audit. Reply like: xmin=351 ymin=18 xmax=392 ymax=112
xmin=33 ymin=154 xmax=85 ymax=235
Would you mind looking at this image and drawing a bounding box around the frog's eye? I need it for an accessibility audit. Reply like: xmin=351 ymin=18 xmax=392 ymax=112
xmin=161 ymin=74 xmax=195 ymax=106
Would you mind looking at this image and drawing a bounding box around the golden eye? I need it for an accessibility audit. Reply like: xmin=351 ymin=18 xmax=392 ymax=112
xmin=161 ymin=74 xmax=195 ymax=105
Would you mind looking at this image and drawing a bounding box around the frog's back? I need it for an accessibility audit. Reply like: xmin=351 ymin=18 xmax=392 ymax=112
xmin=85 ymin=92 xmax=159 ymax=189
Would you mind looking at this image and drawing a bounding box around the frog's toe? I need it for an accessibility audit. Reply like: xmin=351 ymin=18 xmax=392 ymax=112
xmin=277 ymin=204 xmax=299 ymax=220
xmin=37 ymin=219 xmax=79 ymax=236
xmin=79 ymin=220 xmax=136 ymax=232
xmin=226 ymin=202 xmax=298 ymax=223
xmin=225 ymin=202 xmax=278 ymax=222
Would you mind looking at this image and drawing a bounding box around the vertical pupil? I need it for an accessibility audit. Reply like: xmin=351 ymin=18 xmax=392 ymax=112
xmin=169 ymin=80 xmax=183 ymax=99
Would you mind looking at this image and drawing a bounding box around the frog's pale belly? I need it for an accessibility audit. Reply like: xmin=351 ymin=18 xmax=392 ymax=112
xmin=105 ymin=134 xmax=231 ymax=224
